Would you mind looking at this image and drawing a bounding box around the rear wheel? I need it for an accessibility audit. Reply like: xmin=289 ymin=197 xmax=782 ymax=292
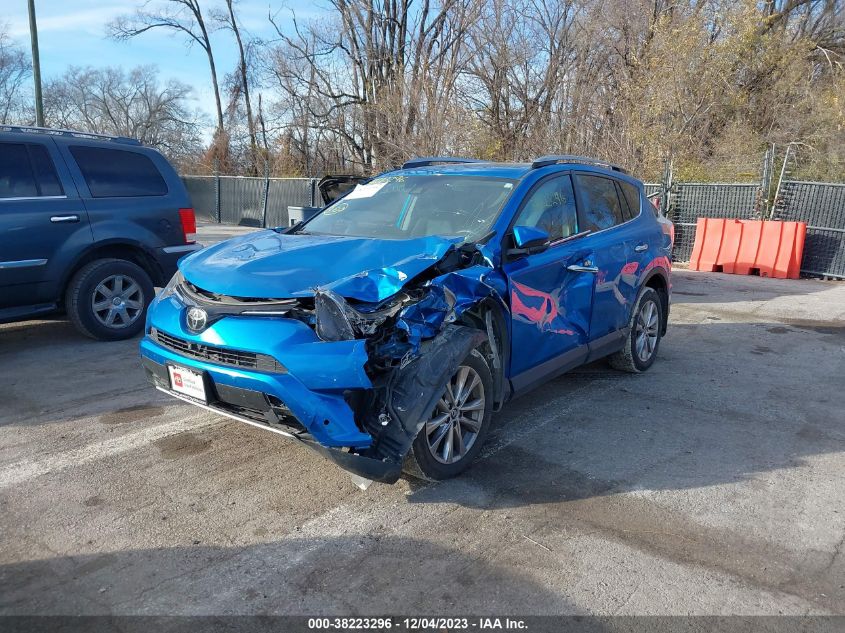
xmin=404 ymin=349 xmax=493 ymax=481
xmin=65 ymin=258 xmax=154 ymax=341
xmin=609 ymin=286 xmax=663 ymax=373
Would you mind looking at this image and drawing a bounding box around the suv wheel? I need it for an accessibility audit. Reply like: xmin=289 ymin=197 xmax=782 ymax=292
xmin=404 ymin=349 xmax=493 ymax=481
xmin=609 ymin=286 xmax=663 ymax=373
xmin=66 ymin=258 xmax=154 ymax=341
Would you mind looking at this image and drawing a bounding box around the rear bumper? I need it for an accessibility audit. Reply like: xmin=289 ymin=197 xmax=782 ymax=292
xmin=154 ymin=243 xmax=203 ymax=281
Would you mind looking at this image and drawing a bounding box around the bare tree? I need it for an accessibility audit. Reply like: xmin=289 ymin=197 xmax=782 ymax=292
xmin=267 ymin=0 xmax=481 ymax=171
xmin=254 ymin=0 xmax=843 ymax=180
xmin=214 ymin=0 xmax=258 ymax=173
xmin=462 ymin=0 xmax=578 ymax=160
xmin=0 ymin=26 xmax=31 ymax=124
xmin=43 ymin=65 xmax=205 ymax=165
xmin=109 ymin=0 xmax=225 ymax=138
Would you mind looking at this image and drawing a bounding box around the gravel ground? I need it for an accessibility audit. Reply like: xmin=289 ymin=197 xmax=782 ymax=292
xmin=1 ymin=227 xmax=843 ymax=615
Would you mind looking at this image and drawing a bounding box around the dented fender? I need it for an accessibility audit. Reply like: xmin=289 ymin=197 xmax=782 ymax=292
xmin=384 ymin=325 xmax=489 ymax=456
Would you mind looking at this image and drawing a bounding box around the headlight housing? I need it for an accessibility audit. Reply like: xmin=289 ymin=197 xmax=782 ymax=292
xmin=159 ymin=270 xmax=185 ymax=300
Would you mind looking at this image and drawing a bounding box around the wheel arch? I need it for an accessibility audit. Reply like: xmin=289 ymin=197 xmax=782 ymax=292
xmin=641 ymin=268 xmax=670 ymax=335
xmin=456 ymin=296 xmax=511 ymax=410
xmin=60 ymin=240 xmax=164 ymax=307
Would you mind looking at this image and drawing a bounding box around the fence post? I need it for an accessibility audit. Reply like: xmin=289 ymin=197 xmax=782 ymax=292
xmin=213 ymin=159 xmax=221 ymax=224
xmin=660 ymin=157 xmax=673 ymax=217
xmin=261 ymin=162 xmax=270 ymax=228
xmin=771 ymin=142 xmax=797 ymax=220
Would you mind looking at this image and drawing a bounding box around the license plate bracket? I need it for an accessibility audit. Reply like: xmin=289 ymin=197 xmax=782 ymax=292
xmin=167 ymin=364 xmax=208 ymax=403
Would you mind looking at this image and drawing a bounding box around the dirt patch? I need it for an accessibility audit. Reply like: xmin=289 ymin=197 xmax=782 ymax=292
xmin=99 ymin=404 xmax=165 ymax=425
xmin=767 ymin=326 xmax=791 ymax=334
xmin=153 ymin=432 xmax=211 ymax=460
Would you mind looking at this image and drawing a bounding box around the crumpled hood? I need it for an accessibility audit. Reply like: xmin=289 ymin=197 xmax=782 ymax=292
xmin=180 ymin=230 xmax=462 ymax=302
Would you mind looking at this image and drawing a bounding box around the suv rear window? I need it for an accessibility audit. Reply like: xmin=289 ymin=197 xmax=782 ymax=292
xmin=70 ymin=146 xmax=168 ymax=198
xmin=0 ymin=143 xmax=64 ymax=199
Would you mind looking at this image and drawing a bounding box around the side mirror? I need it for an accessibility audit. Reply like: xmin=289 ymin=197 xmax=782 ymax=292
xmin=508 ymin=225 xmax=551 ymax=257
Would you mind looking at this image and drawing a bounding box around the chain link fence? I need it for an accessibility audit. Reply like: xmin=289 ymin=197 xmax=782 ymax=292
xmin=181 ymin=175 xmax=316 ymax=228
xmin=773 ymin=181 xmax=845 ymax=278
xmin=668 ymin=183 xmax=761 ymax=262
xmin=181 ymin=171 xmax=844 ymax=279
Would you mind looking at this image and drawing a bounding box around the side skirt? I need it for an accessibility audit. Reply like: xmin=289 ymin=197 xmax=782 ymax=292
xmin=508 ymin=327 xmax=629 ymax=398
xmin=0 ymin=302 xmax=59 ymax=324
xmin=586 ymin=327 xmax=629 ymax=363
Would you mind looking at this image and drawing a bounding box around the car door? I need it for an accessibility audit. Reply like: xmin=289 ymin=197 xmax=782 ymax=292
xmin=616 ymin=178 xmax=658 ymax=286
xmin=571 ymin=172 xmax=634 ymax=344
xmin=0 ymin=138 xmax=90 ymax=309
xmin=503 ymin=173 xmax=596 ymax=392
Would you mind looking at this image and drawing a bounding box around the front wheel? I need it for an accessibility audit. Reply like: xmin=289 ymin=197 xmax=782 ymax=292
xmin=609 ymin=287 xmax=663 ymax=373
xmin=404 ymin=349 xmax=493 ymax=481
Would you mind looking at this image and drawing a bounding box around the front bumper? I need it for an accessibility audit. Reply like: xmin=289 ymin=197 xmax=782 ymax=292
xmin=139 ymin=292 xmax=404 ymax=483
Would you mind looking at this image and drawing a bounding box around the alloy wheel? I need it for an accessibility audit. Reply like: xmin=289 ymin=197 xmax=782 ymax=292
xmin=91 ymin=274 xmax=145 ymax=329
xmin=635 ymin=299 xmax=659 ymax=363
xmin=426 ymin=365 xmax=486 ymax=464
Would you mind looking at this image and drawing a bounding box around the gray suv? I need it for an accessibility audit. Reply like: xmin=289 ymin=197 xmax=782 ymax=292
xmin=0 ymin=126 xmax=200 ymax=340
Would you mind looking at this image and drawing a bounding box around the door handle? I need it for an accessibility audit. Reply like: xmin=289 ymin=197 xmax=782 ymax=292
xmin=634 ymin=243 xmax=649 ymax=252
xmin=567 ymin=263 xmax=599 ymax=273
xmin=50 ymin=215 xmax=79 ymax=223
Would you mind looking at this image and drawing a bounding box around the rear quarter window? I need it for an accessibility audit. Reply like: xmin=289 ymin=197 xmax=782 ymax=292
xmin=573 ymin=173 xmax=626 ymax=232
xmin=70 ymin=146 xmax=168 ymax=198
xmin=619 ymin=181 xmax=642 ymax=217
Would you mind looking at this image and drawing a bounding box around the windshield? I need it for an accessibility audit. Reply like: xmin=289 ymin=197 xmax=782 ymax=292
xmin=302 ymin=175 xmax=516 ymax=241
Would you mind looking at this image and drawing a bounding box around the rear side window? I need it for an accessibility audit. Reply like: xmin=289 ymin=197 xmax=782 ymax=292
xmin=574 ymin=174 xmax=626 ymax=232
xmin=70 ymin=146 xmax=168 ymax=198
xmin=0 ymin=143 xmax=63 ymax=198
xmin=619 ymin=181 xmax=642 ymax=218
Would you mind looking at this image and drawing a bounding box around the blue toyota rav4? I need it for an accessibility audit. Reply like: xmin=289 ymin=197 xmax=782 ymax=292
xmin=140 ymin=156 xmax=673 ymax=485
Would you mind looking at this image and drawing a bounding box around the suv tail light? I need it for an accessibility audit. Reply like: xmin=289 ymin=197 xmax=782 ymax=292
xmin=178 ymin=208 xmax=196 ymax=244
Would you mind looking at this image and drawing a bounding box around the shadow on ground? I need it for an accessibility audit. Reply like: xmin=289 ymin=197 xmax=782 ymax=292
xmin=0 ymin=536 xmax=575 ymax=616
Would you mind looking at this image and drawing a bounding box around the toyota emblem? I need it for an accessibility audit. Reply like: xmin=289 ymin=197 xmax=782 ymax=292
xmin=186 ymin=307 xmax=208 ymax=332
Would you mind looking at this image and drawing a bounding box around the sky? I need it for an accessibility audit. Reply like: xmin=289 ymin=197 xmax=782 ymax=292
xmin=4 ymin=0 xmax=321 ymax=130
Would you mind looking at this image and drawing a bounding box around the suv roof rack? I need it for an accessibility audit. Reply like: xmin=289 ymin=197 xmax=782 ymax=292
xmin=0 ymin=125 xmax=142 ymax=146
xmin=531 ymin=154 xmax=627 ymax=174
xmin=402 ymin=156 xmax=484 ymax=169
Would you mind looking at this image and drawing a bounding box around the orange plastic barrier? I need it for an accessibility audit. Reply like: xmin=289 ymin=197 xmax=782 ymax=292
xmin=689 ymin=218 xmax=806 ymax=279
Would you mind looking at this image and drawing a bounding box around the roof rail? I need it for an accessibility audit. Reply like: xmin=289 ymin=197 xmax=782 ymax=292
xmin=402 ymin=156 xmax=484 ymax=169
xmin=0 ymin=125 xmax=141 ymax=146
xmin=531 ymin=154 xmax=627 ymax=174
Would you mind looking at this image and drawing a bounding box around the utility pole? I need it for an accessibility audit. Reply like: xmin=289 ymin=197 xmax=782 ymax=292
xmin=27 ymin=0 xmax=45 ymax=127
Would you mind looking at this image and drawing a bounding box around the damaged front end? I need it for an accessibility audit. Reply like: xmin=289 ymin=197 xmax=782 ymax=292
xmin=307 ymin=241 xmax=509 ymax=484
xmin=140 ymin=237 xmax=510 ymax=486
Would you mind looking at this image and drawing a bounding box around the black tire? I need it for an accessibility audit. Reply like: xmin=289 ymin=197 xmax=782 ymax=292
xmin=609 ymin=286 xmax=663 ymax=373
xmin=404 ymin=349 xmax=494 ymax=481
xmin=65 ymin=258 xmax=154 ymax=341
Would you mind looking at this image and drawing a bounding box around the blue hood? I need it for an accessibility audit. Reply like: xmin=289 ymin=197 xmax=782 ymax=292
xmin=180 ymin=230 xmax=462 ymax=303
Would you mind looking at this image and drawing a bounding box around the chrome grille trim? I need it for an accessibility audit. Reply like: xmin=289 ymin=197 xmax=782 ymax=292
xmin=150 ymin=327 xmax=287 ymax=373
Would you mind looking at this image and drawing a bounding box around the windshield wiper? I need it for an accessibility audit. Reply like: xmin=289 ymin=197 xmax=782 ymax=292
xmin=473 ymin=229 xmax=497 ymax=245
xmin=276 ymin=221 xmax=309 ymax=235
